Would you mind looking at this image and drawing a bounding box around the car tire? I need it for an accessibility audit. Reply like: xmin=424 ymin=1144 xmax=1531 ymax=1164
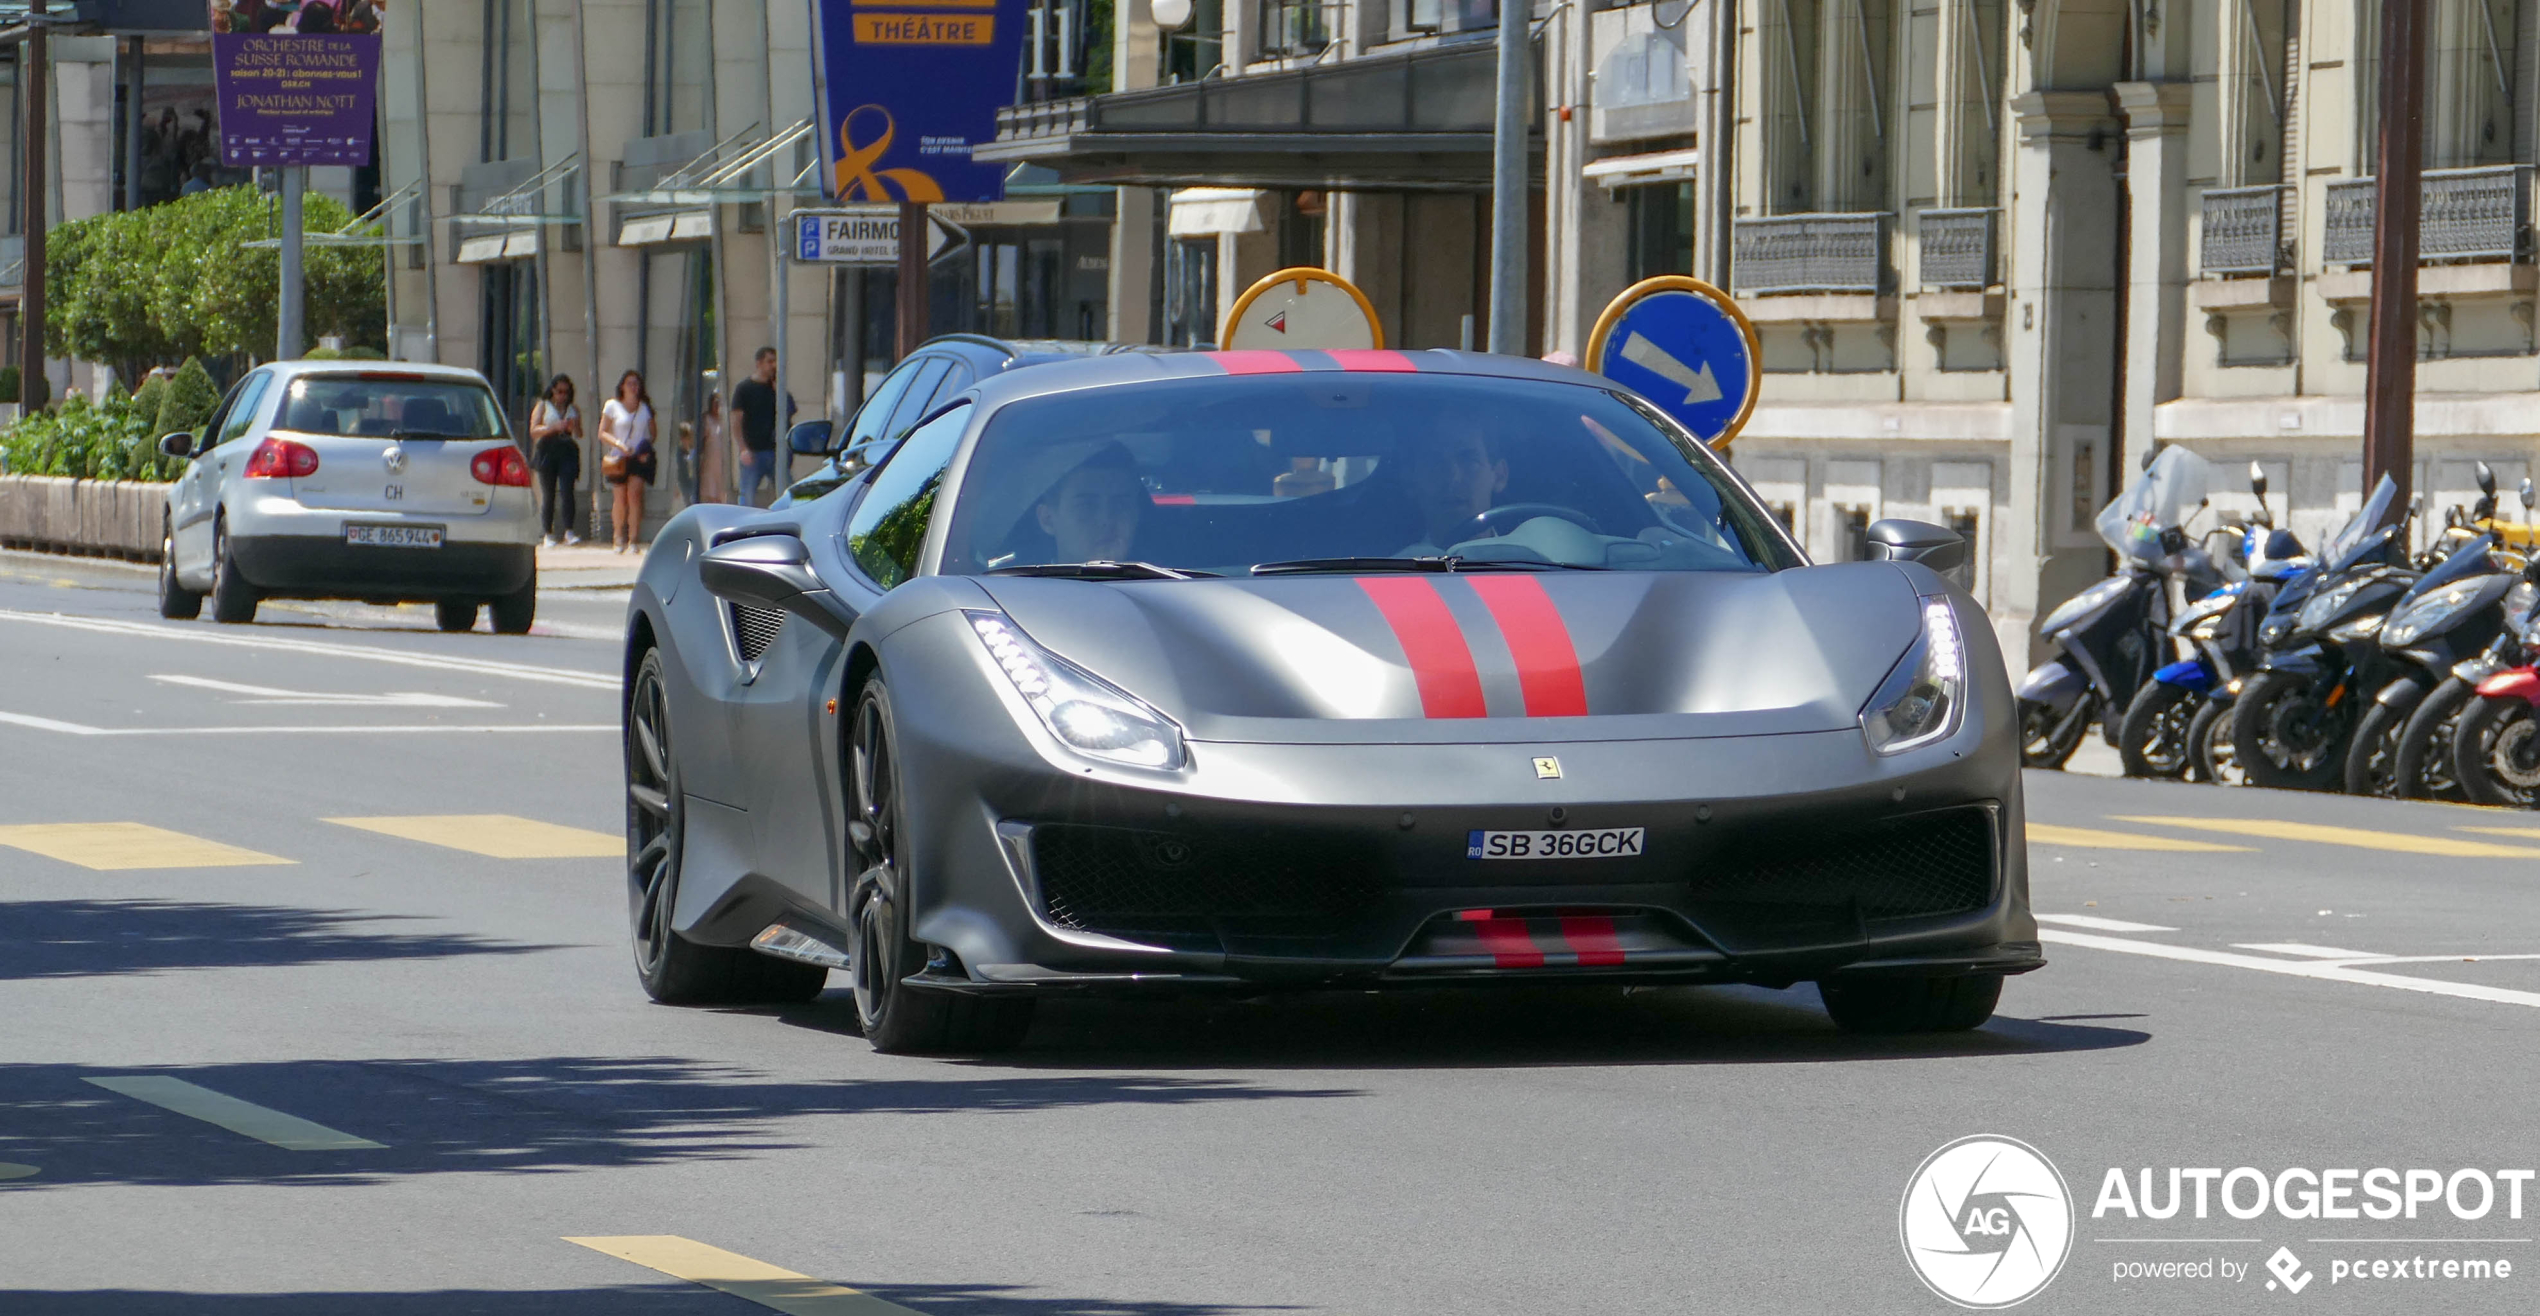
xmin=2188 ymin=698 xmax=2244 ymax=786
xmin=436 ymin=600 xmax=480 ymax=632
xmin=626 ymin=648 xmax=828 ymax=1006
xmin=2117 ymin=681 xmax=2198 ymax=779
xmin=2230 ymin=671 xmax=2352 ymax=791
xmin=489 ymin=577 xmax=536 ymax=635
xmin=2341 ymin=676 xmax=2428 ymax=798
xmin=208 ymin=517 xmax=258 ymax=625
xmin=2450 ymin=693 xmax=2540 ymax=807
xmin=1819 ymin=975 xmax=2001 ymax=1034
xmin=157 ymin=516 xmax=202 ymax=621
xmin=2392 ymin=676 xmax=2475 ymax=801
xmin=848 ymin=679 xmax=1035 ymax=1055
xmin=2019 ymin=694 xmax=2093 ymax=770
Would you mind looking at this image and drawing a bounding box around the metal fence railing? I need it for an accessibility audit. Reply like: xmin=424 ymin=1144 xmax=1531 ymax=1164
xmin=1733 ymin=213 xmax=1887 ymax=296
xmin=1917 ymin=208 xmax=1997 ymax=290
xmin=2199 ymin=185 xmax=2284 ymax=276
xmin=2324 ymin=166 xmax=2532 ymax=265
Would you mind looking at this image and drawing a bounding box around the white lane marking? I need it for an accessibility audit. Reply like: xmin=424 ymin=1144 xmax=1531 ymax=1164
xmin=2325 ymin=953 xmax=2540 ymax=966
xmin=85 ymin=1076 xmax=386 ymax=1150
xmin=150 ymin=674 xmax=504 ymax=708
xmin=0 ymin=609 xmax=618 ymax=690
xmin=2233 ymin=942 xmax=2385 ymax=960
xmin=2042 ymin=929 xmax=2540 ymax=1010
xmin=0 ymin=711 xmax=611 ymax=736
xmin=2036 ymin=913 xmax=2181 ymax=933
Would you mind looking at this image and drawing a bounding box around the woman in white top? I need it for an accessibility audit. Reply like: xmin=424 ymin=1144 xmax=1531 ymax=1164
xmin=599 ymin=370 xmax=658 ymax=553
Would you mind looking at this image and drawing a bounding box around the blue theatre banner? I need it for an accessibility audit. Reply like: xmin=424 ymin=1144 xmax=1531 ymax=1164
xmin=809 ymin=0 xmax=1029 ymax=206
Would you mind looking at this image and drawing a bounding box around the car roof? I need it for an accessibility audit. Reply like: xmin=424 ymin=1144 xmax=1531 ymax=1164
xmin=960 ymin=348 xmax=1606 ymax=410
xmin=258 ymin=359 xmax=494 ymax=386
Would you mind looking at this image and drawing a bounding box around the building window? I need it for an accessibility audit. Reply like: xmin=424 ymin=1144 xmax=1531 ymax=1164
xmin=2223 ymin=0 xmax=2289 ymax=186
xmin=1943 ymin=508 xmax=1979 ymax=592
xmin=1836 ymin=504 xmax=1872 ymax=561
xmin=1279 ymin=192 xmax=1327 ymax=269
xmin=1939 ymin=0 xmax=2003 ymax=204
xmin=1162 ymin=0 xmax=1224 ymax=83
xmin=2359 ymin=0 xmax=2519 ymax=172
xmin=1759 ymin=0 xmax=1893 ymax=214
xmin=1768 ymin=501 xmax=1799 ymax=535
xmin=1165 ymin=238 xmax=1219 ymax=348
xmin=478 ymin=259 xmax=542 ymax=430
xmin=1395 ymin=0 xmax=1496 ymax=39
xmin=1259 ymin=0 xmax=1332 ymax=58
xmin=1625 ymin=182 xmax=1694 ymax=281
xmin=645 ymin=0 xmax=716 ymax=138
xmin=481 ymin=0 xmax=539 ymax=163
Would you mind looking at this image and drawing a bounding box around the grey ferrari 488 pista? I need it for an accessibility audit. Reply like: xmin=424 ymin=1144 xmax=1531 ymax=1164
xmin=621 ymin=348 xmax=2039 ymax=1053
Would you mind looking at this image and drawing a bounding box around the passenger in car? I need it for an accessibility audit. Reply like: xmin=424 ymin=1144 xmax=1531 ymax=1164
xmin=1035 ymin=444 xmax=1147 ymax=564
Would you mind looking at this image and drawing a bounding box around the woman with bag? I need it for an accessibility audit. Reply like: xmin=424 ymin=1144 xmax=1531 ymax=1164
xmin=599 ymin=370 xmax=658 ymax=554
xmin=528 ymin=374 xmax=584 ymax=547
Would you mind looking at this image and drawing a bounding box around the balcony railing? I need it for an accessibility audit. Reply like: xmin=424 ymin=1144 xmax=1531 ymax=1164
xmin=2199 ymin=185 xmax=2284 ymax=276
xmin=1917 ymin=208 xmax=1997 ymax=290
xmin=1733 ymin=213 xmax=1887 ymax=296
xmin=2324 ymin=166 xmax=2533 ymax=265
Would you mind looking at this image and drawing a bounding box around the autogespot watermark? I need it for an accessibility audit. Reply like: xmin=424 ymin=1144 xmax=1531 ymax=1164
xmin=1902 ymin=1139 xmax=2534 ymax=1307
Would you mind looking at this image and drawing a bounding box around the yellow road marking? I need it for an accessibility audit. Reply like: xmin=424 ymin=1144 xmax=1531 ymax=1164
xmin=2028 ymin=823 xmax=2251 ymax=852
xmin=324 ymin=814 xmax=620 ymax=859
xmin=0 ymin=1163 xmax=37 ymax=1181
xmin=566 ymin=1237 xmax=921 ymax=1316
xmin=2113 ymin=816 xmax=2540 ymax=858
xmin=2459 ymin=826 xmax=2540 ymax=841
xmin=0 ymin=822 xmax=292 ymax=870
xmin=85 ymin=1076 xmax=385 ymax=1151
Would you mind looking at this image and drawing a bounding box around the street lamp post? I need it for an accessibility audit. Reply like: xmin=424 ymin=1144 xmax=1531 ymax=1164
xmin=2362 ymin=0 xmax=2427 ymax=524
xmin=1484 ymin=0 xmax=1527 ymax=355
xmin=20 ymin=0 xmax=49 ymax=409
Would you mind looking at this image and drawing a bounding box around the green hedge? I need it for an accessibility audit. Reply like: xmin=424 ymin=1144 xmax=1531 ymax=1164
xmin=0 ymin=386 xmax=177 ymax=483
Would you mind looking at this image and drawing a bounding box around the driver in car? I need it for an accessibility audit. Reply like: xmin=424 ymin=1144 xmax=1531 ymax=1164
xmin=1036 ymin=444 xmax=1148 ymax=563
xmin=1395 ymin=423 xmax=1510 ymax=555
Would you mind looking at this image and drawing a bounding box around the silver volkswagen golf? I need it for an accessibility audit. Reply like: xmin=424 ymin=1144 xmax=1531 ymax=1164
xmin=156 ymin=361 xmax=541 ymax=631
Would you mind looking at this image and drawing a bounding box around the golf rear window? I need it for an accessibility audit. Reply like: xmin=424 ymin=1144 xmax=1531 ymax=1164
xmin=274 ymin=377 xmax=508 ymax=440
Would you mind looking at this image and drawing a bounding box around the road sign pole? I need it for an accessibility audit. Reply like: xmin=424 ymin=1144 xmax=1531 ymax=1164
xmin=1484 ymin=0 xmax=1528 ymax=355
xmin=896 ymin=200 xmax=930 ymax=359
xmin=20 ymin=0 xmax=49 ymax=410
xmin=278 ymin=165 xmax=306 ymax=359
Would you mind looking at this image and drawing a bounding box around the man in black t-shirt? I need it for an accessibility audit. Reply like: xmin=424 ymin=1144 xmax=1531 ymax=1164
xmin=732 ymin=347 xmax=792 ymax=507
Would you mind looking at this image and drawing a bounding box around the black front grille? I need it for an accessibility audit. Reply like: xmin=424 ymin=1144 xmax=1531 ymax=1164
xmin=730 ymin=604 xmax=785 ymax=662
xmin=1031 ymin=824 xmax=1387 ymax=938
xmin=1684 ymin=807 xmax=1997 ymax=945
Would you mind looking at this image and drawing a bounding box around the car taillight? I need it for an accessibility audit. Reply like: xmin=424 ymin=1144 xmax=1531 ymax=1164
xmin=471 ymin=446 xmax=532 ymax=487
xmin=242 ymin=437 xmax=320 ymax=479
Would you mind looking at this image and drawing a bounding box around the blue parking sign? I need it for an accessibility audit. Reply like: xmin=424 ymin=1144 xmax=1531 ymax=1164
xmin=1585 ymin=278 xmax=1760 ymax=447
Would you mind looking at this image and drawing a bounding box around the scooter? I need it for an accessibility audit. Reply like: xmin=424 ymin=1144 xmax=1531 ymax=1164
xmin=2229 ymin=475 xmax=2418 ymax=791
xmin=2018 ymin=447 xmax=2225 ymax=768
xmin=2370 ymin=466 xmax=2532 ymax=799
xmin=2119 ymin=464 xmax=2306 ymax=779
xmin=2343 ymin=520 xmax=2511 ymax=797
xmin=2447 ymin=481 xmax=2540 ymax=806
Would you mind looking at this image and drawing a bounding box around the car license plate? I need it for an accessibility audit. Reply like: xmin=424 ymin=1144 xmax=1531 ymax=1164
xmin=1467 ymin=828 xmax=1646 ymax=860
xmin=344 ymin=524 xmax=444 ymax=549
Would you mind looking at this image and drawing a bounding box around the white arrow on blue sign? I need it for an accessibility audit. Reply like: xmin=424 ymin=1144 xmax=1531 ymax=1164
xmin=1585 ymin=277 xmax=1759 ymax=447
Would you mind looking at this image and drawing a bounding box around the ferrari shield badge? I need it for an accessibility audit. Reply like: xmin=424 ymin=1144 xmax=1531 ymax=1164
xmin=1533 ymin=757 xmax=1562 ymax=780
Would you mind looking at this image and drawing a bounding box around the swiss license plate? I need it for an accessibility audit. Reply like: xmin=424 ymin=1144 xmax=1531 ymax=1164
xmin=345 ymin=524 xmax=444 ymax=549
xmin=1467 ymin=827 xmax=1646 ymax=860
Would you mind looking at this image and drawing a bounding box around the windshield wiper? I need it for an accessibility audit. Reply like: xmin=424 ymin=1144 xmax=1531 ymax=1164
xmin=1250 ymin=555 xmax=1606 ymax=576
xmin=989 ymin=560 xmax=1216 ymax=581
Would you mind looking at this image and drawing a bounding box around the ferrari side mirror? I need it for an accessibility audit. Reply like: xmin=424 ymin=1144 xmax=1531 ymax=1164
xmin=788 ymin=420 xmax=836 ymax=457
xmin=1863 ymin=519 xmax=1968 ymax=574
xmin=698 ymin=533 xmax=855 ymax=639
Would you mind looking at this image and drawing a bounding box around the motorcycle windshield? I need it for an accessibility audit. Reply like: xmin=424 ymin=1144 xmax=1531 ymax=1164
xmin=2096 ymin=446 xmax=2216 ymax=564
xmin=2399 ymin=532 xmax=2498 ymax=604
xmin=2320 ymin=474 xmax=2401 ymax=572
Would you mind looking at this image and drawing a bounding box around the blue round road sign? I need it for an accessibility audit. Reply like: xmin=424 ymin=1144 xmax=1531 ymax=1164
xmin=1585 ymin=278 xmax=1759 ymax=446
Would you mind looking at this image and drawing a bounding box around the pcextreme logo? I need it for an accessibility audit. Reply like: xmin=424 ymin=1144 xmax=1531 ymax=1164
xmin=1901 ymin=1135 xmax=2077 ymax=1309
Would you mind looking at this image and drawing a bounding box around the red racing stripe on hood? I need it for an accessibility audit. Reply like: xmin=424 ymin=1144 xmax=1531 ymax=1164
xmin=1357 ymin=577 xmax=1488 ymax=718
xmin=1207 ymin=350 xmax=1307 ymax=375
xmin=1467 ymin=575 xmax=1589 ymax=716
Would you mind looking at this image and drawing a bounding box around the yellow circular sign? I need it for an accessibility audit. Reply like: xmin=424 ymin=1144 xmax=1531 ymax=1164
xmin=1221 ymin=268 xmax=1385 ymax=351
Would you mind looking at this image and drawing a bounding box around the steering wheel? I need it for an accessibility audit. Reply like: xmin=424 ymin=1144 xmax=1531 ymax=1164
xmin=1460 ymin=503 xmax=1603 ymax=540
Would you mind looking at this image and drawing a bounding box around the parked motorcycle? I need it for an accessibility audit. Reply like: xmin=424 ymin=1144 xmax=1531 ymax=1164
xmin=2019 ymin=447 xmax=2224 ymax=768
xmin=2229 ymin=475 xmax=2416 ymax=791
xmin=2342 ymin=524 xmax=2511 ymax=797
xmin=2447 ymin=481 xmax=2540 ymax=806
xmin=2371 ymin=465 xmax=2531 ymax=799
xmin=2119 ymin=465 xmax=2307 ymax=779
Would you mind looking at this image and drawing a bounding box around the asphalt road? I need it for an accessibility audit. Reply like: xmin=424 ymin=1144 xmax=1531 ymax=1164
xmin=1 ymin=549 xmax=2535 ymax=1314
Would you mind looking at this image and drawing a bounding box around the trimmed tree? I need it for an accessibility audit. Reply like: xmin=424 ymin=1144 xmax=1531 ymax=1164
xmin=155 ymin=358 xmax=222 ymax=442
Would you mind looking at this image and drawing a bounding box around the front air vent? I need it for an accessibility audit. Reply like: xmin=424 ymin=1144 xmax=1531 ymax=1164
xmin=730 ymin=603 xmax=785 ymax=663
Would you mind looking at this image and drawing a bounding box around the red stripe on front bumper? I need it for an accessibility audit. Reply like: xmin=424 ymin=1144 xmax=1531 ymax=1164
xmin=1467 ymin=574 xmax=1589 ymax=716
xmin=1471 ymin=917 xmax=1547 ymax=968
xmin=1555 ymin=915 xmax=1628 ymax=967
xmin=1358 ymin=577 xmax=1488 ymax=718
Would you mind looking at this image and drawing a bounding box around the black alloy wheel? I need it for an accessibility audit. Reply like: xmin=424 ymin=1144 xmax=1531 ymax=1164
xmin=1819 ymin=975 xmax=2002 ymax=1033
xmin=2451 ymin=694 xmax=2540 ymax=807
xmin=847 ymin=680 xmax=1033 ymax=1054
xmin=157 ymin=515 xmax=203 ymax=620
xmin=2019 ymin=694 xmax=2093 ymax=770
xmin=626 ymin=648 xmax=824 ymax=1005
xmin=2392 ymin=676 xmax=2475 ymax=801
xmin=2231 ymin=671 xmax=2354 ymax=791
xmin=208 ymin=516 xmax=258 ymax=624
xmin=2117 ymin=681 xmax=2198 ymax=779
xmin=2342 ymin=677 xmax=2429 ymax=798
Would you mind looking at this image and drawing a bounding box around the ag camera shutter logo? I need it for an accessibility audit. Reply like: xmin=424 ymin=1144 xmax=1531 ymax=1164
xmin=1901 ymin=1135 xmax=2075 ymax=1308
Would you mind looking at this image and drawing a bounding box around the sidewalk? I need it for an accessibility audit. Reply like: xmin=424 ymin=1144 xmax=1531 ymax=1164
xmin=537 ymin=540 xmax=645 ymax=591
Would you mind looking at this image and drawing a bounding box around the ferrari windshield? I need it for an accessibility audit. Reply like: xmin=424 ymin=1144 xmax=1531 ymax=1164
xmin=940 ymin=373 xmax=1798 ymax=577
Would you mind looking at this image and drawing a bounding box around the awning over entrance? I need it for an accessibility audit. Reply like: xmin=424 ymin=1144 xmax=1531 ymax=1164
xmin=976 ymin=39 xmax=1540 ymax=193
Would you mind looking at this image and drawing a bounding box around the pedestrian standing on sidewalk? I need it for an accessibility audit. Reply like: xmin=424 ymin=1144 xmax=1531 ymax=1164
xmin=698 ymin=391 xmax=732 ymax=504
xmin=528 ymin=374 xmax=584 ymax=546
xmin=599 ymin=370 xmax=657 ymax=554
xmin=732 ymin=347 xmax=791 ymax=508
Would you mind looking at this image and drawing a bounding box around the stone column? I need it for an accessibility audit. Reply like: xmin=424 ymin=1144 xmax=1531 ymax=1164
xmin=2001 ymin=90 xmax=2123 ymax=670
xmin=2113 ymin=82 xmax=2192 ymax=485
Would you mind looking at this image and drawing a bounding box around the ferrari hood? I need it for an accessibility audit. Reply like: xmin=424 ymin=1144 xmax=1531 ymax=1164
xmin=971 ymin=565 xmax=1925 ymax=744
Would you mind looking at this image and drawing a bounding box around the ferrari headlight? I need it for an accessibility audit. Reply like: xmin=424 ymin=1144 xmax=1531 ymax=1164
xmin=2381 ymin=580 xmax=2485 ymax=648
xmin=965 ymin=610 xmax=1186 ymax=770
xmin=1861 ymin=594 xmax=1967 ymax=755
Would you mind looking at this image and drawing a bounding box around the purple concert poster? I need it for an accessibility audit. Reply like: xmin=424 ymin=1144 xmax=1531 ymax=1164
xmin=206 ymin=1 xmax=384 ymax=168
